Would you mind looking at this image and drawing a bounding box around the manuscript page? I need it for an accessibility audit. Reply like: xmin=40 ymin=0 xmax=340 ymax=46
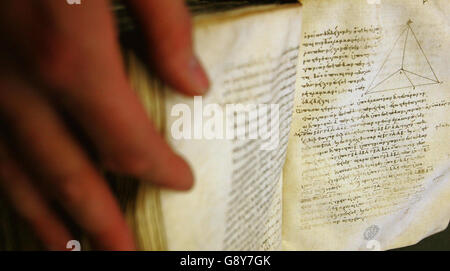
xmin=160 ymin=5 xmax=302 ymax=250
xmin=283 ymin=0 xmax=450 ymax=250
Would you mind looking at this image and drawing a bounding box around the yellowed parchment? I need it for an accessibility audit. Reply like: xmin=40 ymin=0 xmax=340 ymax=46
xmin=283 ymin=0 xmax=450 ymax=250
xmin=160 ymin=5 xmax=303 ymax=250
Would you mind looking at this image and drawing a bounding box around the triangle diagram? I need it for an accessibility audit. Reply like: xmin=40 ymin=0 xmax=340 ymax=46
xmin=366 ymin=20 xmax=440 ymax=95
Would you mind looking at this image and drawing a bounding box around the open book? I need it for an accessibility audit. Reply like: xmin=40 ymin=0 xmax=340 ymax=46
xmin=117 ymin=0 xmax=449 ymax=251
xmin=0 ymin=0 xmax=448 ymax=250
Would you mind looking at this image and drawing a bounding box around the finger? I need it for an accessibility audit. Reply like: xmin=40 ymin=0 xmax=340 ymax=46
xmin=127 ymin=0 xmax=210 ymax=95
xmin=21 ymin=0 xmax=194 ymax=190
xmin=0 ymin=136 xmax=72 ymax=250
xmin=0 ymin=75 xmax=135 ymax=250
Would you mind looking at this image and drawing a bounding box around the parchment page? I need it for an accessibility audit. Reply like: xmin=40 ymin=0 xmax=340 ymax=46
xmin=283 ymin=0 xmax=450 ymax=250
xmin=160 ymin=5 xmax=302 ymax=250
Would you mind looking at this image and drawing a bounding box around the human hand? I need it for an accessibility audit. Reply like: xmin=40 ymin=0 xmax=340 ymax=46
xmin=0 ymin=0 xmax=208 ymax=250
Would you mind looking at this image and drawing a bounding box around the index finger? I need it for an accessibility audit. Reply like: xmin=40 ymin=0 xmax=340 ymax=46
xmin=15 ymin=0 xmax=195 ymax=190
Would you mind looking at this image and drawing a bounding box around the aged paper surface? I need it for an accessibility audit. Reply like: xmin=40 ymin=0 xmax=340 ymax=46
xmin=283 ymin=0 xmax=450 ymax=250
xmin=160 ymin=5 xmax=302 ymax=250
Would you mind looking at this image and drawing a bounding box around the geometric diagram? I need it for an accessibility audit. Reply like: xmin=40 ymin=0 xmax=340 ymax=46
xmin=366 ymin=19 xmax=440 ymax=94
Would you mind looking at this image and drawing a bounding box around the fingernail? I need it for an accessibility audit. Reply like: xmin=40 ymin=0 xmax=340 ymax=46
xmin=189 ymin=55 xmax=210 ymax=95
